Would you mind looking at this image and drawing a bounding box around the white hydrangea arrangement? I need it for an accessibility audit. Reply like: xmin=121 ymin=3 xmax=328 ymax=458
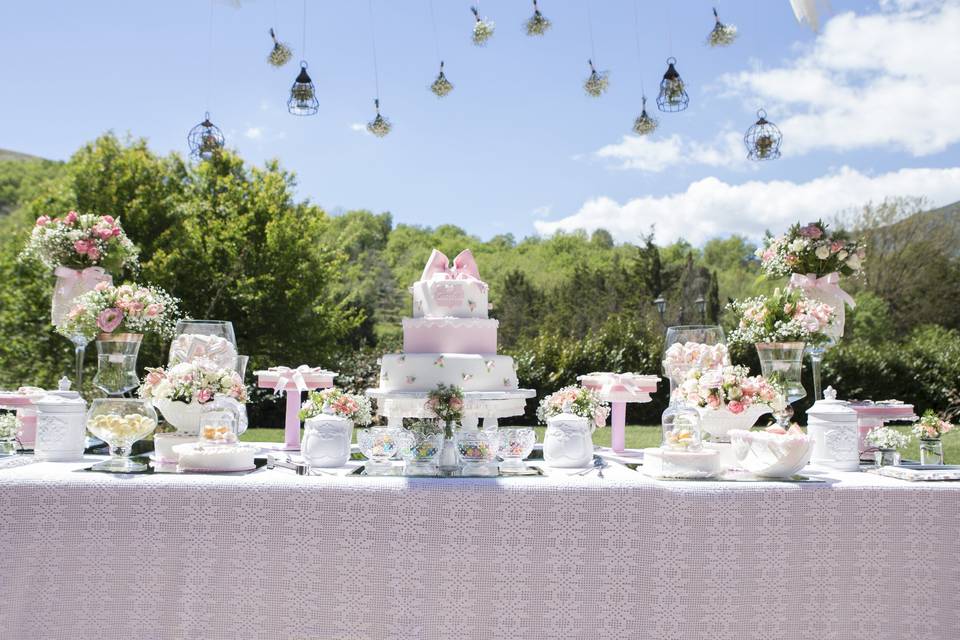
xmin=865 ymin=426 xmax=910 ymax=451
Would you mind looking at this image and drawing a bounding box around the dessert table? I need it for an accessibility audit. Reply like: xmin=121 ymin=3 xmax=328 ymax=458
xmin=1 ymin=455 xmax=958 ymax=640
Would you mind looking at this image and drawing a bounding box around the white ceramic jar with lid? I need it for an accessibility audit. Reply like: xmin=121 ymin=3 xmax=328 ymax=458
xmin=33 ymin=379 xmax=88 ymax=462
xmin=807 ymin=386 xmax=860 ymax=472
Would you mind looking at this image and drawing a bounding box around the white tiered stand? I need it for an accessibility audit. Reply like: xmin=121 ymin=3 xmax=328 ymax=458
xmin=365 ymin=388 xmax=537 ymax=429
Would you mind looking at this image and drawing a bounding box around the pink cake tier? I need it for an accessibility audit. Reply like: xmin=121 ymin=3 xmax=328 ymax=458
xmin=402 ymin=317 xmax=498 ymax=354
xmin=412 ymin=279 xmax=489 ymax=319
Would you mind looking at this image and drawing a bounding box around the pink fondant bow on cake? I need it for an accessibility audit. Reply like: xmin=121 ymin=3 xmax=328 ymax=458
xmin=788 ymin=272 xmax=856 ymax=308
xmin=268 ymin=365 xmax=324 ymax=395
xmin=419 ymin=249 xmax=481 ymax=282
xmin=54 ymin=265 xmax=111 ymax=289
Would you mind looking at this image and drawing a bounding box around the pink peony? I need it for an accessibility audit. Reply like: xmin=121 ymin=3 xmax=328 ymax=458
xmin=727 ymin=400 xmax=744 ymax=414
xmin=96 ymin=228 xmax=114 ymax=240
xmin=449 ymin=397 xmax=464 ymax=411
xmin=112 ymin=227 xmax=121 ymax=237
xmin=96 ymin=308 xmax=123 ymax=333
xmin=35 ymin=215 xmax=51 ymax=227
xmin=64 ymin=211 xmax=79 ymax=224
xmin=145 ymin=304 xmax=162 ymax=317
xmin=707 ymin=395 xmax=721 ymax=409
xmin=94 ymin=281 xmax=111 ymax=292
xmin=830 ymin=240 xmax=844 ymax=254
xmin=145 ymin=370 xmax=165 ymax=387
xmin=86 ymin=246 xmax=100 ymax=261
xmin=799 ymin=224 xmax=822 ymax=239
xmin=74 ymin=239 xmax=92 ymax=255
xmin=102 ymin=215 xmax=115 ymax=224
xmin=196 ymin=388 xmax=214 ymax=404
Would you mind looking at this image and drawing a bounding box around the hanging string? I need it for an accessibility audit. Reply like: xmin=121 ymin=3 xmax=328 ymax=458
xmin=428 ymin=0 xmax=442 ymax=64
xmin=368 ymin=0 xmax=381 ymax=101
xmin=665 ymin=2 xmax=673 ymax=56
xmin=207 ymin=0 xmax=214 ymax=112
xmin=586 ymin=1 xmax=596 ymax=61
xmin=301 ymin=0 xmax=307 ymax=59
xmin=632 ymin=0 xmax=644 ymax=96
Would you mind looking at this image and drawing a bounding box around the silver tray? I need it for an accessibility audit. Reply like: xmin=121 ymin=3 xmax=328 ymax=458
xmin=349 ymin=464 xmax=545 ymax=478
xmin=78 ymin=456 xmax=268 ymax=476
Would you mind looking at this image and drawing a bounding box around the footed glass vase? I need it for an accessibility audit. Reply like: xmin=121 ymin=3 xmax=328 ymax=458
xmin=756 ymin=342 xmax=807 ymax=428
xmin=93 ymin=333 xmax=143 ymax=397
xmin=51 ymin=266 xmax=113 ymax=392
xmin=86 ymin=398 xmax=158 ymax=472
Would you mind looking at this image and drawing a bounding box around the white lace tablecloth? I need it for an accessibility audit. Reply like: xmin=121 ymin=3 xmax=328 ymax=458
xmin=1 ymin=457 xmax=959 ymax=640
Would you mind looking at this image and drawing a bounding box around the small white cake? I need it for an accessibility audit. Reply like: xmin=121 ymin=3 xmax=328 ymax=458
xmin=153 ymin=432 xmax=198 ymax=464
xmin=642 ymin=447 xmax=721 ymax=479
xmin=172 ymin=427 xmax=257 ymax=472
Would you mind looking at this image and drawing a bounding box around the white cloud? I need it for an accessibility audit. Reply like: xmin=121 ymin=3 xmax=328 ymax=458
xmin=723 ymin=1 xmax=960 ymax=157
xmin=534 ymin=166 xmax=960 ymax=245
xmin=243 ymin=127 xmax=263 ymax=140
xmin=595 ymin=132 xmax=747 ymax=173
xmin=349 ymin=123 xmax=370 ymax=136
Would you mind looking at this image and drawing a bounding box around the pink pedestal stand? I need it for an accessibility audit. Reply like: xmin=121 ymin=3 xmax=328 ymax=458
xmin=849 ymin=401 xmax=917 ymax=458
xmin=0 ymin=391 xmax=42 ymax=449
xmin=255 ymin=369 xmax=336 ymax=451
xmin=578 ymin=373 xmax=660 ymax=455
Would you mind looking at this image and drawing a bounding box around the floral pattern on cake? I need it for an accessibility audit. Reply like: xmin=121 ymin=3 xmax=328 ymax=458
xmin=485 ymin=360 xmax=496 ymax=372
xmin=467 ymin=299 xmax=477 ymax=313
xmin=434 ymin=356 xmax=445 ymax=368
xmin=462 ymin=373 xmax=474 ymax=382
xmin=405 ymin=375 xmax=417 ymax=385
xmin=503 ymin=378 xmax=511 ymax=387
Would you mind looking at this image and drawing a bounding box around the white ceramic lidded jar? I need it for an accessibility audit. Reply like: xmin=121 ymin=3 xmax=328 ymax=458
xmin=33 ymin=382 xmax=88 ymax=462
xmin=301 ymin=413 xmax=354 ymax=468
xmin=543 ymin=411 xmax=594 ymax=468
xmin=807 ymin=386 xmax=860 ymax=472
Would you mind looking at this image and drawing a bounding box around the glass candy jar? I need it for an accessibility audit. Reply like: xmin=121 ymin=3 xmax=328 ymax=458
xmin=455 ymin=428 xmax=499 ymax=476
xmin=357 ymin=427 xmax=404 ymax=475
xmin=498 ymin=427 xmax=536 ymax=472
xmin=400 ymin=428 xmax=445 ymax=475
xmin=86 ymin=398 xmax=158 ymax=472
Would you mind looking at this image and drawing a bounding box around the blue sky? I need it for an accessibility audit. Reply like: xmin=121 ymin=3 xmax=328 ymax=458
xmin=2 ymin=0 xmax=958 ymax=244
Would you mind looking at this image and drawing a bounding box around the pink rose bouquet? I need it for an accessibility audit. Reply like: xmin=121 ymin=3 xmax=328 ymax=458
xmin=139 ymin=360 xmax=247 ymax=405
xmin=756 ymin=220 xmax=865 ymax=279
xmin=675 ymin=365 xmax=779 ymax=411
xmin=913 ymin=410 xmax=954 ymax=441
xmin=299 ymin=388 xmax=373 ymax=426
xmin=727 ymin=288 xmax=836 ymax=346
xmin=537 ymin=385 xmax=610 ymax=428
xmin=55 ymin=282 xmax=180 ymax=340
xmin=19 ymin=211 xmax=139 ymax=273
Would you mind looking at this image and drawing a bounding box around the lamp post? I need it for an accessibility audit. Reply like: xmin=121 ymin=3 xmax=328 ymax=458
xmin=653 ymin=295 xmax=666 ymax=324
xmin=695 ymin=295 xmax=706 ymax=323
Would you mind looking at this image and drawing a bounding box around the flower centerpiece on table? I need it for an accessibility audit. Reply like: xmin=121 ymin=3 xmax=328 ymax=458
xmin=426 ymin=383 xmax=465 ymax=438
xmin=537 ymin=385 xmax=610 ymax=428
xmin=56 ymin=282 xmax=180 ymax=342
xmin=727 ymin=288 xmax=836 ymax=348
xmin=299 ymin=388 xmax=373 ymax=426
xmin=866 ymin=426 xmax=910 ymax=467
xmin=676 ymin=366 xmax=779 ymax=441
xmin=756 ymin=220 xmax=865 ymax=340
xmin=139 ymin=360 xmax=247 ymax=434
xmin=913 ymin=410 xmax=954 ymax=465
xmin=19 ymin=211 xmax=139 ymax=274
xmin=0 ymin=414 xmax=20 ymax=449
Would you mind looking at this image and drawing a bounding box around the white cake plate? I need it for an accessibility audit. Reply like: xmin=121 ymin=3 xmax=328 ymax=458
xmin=365 ymin=388 xmax=536 ymax=426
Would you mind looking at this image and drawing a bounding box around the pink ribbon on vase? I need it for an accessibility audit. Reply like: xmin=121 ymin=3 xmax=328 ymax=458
xmin=54 ymin=265 xmax=112 ymax=290
xmin=419 ymin=249 xmax=482 ymax=282
xmin=788 ymin=272 xmax=856 ymax=308
xmin=267 ymin=365 xmax=322 ymax=395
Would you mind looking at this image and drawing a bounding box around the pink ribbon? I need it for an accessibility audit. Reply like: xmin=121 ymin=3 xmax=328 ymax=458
xmin=580 ymin=372 xmax=658 ymax=397
xmin=419 ymin=249 xmax=482 ymax=282
xmin=268 ymin=365 xmax=322 ymax=395
xmin=788 ymin=272 xmax=856 ymax=308
xmin=54 ymin=265 xmax=111 ymax=290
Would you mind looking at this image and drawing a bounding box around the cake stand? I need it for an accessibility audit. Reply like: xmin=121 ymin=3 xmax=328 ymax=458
xmin=577 ymin=373 xmax=660 ymax=456
xmin=365 ymin=388 xmax=536 ymax=427
xmin=255 ymin=367 xmax=337 ymax=451
xmin=848 ymin=400 xmax=917 ymax=458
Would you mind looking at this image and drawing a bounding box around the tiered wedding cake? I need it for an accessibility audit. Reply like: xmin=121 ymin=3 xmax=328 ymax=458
xmin=377 ymin=249 xmax=519 ymax=393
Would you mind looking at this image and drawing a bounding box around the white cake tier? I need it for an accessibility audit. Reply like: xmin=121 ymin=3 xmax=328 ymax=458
xmin=412 ymin=279 xmax=489 ymax=319
xmin=378 ymin=353 xmax=518 ymax=392
xmin=172 ymin=441 xmax=258 ymax=472
xmin=402 ymin=317 xmax=498 ymax=354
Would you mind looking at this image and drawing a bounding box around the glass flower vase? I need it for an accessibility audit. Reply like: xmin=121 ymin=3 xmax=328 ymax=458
xmin=756 ymin=342 xmax=807 ymax=428
xmin=919 ymin=438 xmax=944 ymax=465
xmin=51 ymin=267 xmax=113 ymax=392
xmin=873 ymin=449 xmax=901 ymax=467
xmin=93 ymin=333 xmax=143 ymax=397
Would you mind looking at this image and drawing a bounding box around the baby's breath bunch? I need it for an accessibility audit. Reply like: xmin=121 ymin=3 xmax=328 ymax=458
xmin=430 ymin=61 xmax=454 ymax=98
xmin=367 ymin=99 xmax=392 ymax=137
xmin=471 ymin=6 xmax=495 ymax=46
xmin=584 ymin=59 xmax=609 ymax=97
xmin=525 ymin=0 xmax=551 ymax=36
xmin=707 ymin=9 xmax=738 ymax=47
xmin=267 ymin=28 xmax=293 ymax=67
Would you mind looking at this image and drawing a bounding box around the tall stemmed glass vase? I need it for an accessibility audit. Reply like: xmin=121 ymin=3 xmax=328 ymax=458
xmin=50 ymin=266 xmax=113 ymax=392
xmin=755 ymin=343 xmax=807 ymax=428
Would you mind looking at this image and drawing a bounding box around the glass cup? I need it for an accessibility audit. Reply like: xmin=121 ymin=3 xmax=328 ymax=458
xmin=400 ymin=429 xmax=445 ymax=476
xmin=357 ymin=427 xmax=404 ymax=475
xmin=497 ymin=427 xmax=536 ymax=472
xmin=86 ymin=398 xmax=158 ymax=472
xmin=456 ymin=429 xmax=500 ymax=476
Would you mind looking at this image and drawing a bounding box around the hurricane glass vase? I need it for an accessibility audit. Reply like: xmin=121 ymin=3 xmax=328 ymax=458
xmin=93 ymin=333 xmax=143 ymax=397
xmin=919 ymin=438 xmax=944 ymax=465
xmin=755 ymin=342 xmax=807 ymax=428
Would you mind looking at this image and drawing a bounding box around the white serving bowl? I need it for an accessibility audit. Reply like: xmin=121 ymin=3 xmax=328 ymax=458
xmin=729 ymin=428 xmax=813 ymax=478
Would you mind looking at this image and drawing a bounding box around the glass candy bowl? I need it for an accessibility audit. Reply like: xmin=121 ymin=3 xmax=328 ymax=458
xmin=357 ymin=427 xmax=404 ymax=475
xmin=455 ymin=429 xmax=499 ymax=476
xmin=400 ymin=429 xmax=445 ymax=475
xmin=86 ymin=398 xmax=158 ymax=472
xmin=497 ymin=427 xmax=536 ymax=472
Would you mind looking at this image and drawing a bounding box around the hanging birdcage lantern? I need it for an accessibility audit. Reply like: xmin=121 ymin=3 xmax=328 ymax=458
xmin=633 ymin=96 xmax=658 ymax=135
xmin=367 ymin=99 xmax=392 ymax=137
xmin=656 ymin=57 xmax=689 ymax=112
xmin=187 ymin=112 xmax=225 ymax=160
xmin=744 ymin=109 xmax=782 ymax=160
xmin=287 ymin=61 xmax=319 ymax=116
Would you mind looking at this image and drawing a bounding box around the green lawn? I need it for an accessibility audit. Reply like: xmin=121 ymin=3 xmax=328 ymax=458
xmin=242 ymin=425 xmax=960 ymax=463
